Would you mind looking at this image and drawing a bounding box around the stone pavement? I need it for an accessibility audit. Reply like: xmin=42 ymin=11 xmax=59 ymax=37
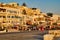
xmin=0 ymin=31 xmax=47 ymax=40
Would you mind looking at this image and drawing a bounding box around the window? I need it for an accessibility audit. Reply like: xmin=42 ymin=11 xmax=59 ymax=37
xmin=3 ymin=21 xmax=6 ymax=23
xmin=7 ymin=16 xmax=10 ymax=18
xmin=12 ymin=21 xmax=14 ymax=23
xmin=9 ymin=21 xmax=10 ymax=23
xmin=35 ymin=14 xmax=37 ymax=15
xmin=0 ymin=16 xmax=2 ymax=18
xmin=0 ymin=8 xmax=6 ymax=12
xmin=11 ymin=16 xmax=15 ymax=18
xmin=22 ymin=10 xmax=26 ymax=15
xmin=3 ymin=22 xmax=5 ymax=23
xmin=13 ymin=11 xmax=17 ymax=13
xmin=26 ymin=20 xmax=32 ymax=25
xmin=3 ymin=16 xmax=6 ymax=18
xmin=15 ymin=16 xmax=20 ymax=18
xmin=7 ymin=10 xmax=17 ymax=13
xmin=58 ymin=17 xmax=60 ymax=20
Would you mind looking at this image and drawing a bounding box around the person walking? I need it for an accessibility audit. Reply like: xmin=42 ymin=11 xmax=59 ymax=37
xmin=40 ymin=26 xmax=44 ymax=32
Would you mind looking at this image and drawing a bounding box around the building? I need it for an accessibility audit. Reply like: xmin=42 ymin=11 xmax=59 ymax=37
xmin=0 ymin=2 xmax=60 ymax=31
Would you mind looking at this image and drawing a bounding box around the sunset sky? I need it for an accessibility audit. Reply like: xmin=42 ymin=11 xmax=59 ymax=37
xmin=0 ymin=0 xmax=60 ymax=14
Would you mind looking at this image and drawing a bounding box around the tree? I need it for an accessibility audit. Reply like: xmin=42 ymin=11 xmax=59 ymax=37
xmin=47 ymin=13 xmax=53 ymax=17
xmin=22 ymin=3 xmax=27 ymax=6
xmin=17 ymin=3 xmax=19 ymax=6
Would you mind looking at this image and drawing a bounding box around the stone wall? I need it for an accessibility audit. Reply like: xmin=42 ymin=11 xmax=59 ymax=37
xmin=44 ymin=30 xmax=60 ymax=40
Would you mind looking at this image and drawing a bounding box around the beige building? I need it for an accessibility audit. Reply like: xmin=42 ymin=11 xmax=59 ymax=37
xmin=0 ymin=2 xmax=21 ymax=28
xmin=1 ymin=2 xmax=58 ymax=30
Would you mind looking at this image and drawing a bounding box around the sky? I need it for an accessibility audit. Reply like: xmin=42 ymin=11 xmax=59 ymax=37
xmin=0 ymin=0 xmax=60 ymax=14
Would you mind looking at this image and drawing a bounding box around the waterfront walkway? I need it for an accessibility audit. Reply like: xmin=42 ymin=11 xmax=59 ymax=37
xmin=0 ymin=30 xmax=48 ymax=40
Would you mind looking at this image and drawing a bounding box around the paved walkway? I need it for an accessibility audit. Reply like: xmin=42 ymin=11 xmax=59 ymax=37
xmin=0 ymin=31 xmax=47 ymax=40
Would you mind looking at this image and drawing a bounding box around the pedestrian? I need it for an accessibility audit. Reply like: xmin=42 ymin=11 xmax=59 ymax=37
xmin=40 ymin=26 xmax=44 ymax=32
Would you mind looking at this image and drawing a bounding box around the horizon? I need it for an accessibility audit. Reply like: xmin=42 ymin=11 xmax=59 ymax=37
xmin=0 ymin=0 xmax=60 ymax=14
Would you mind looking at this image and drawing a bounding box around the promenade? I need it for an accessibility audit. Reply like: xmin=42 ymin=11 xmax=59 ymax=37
xmin=0 ymin=30 xmax=48 ymax=40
